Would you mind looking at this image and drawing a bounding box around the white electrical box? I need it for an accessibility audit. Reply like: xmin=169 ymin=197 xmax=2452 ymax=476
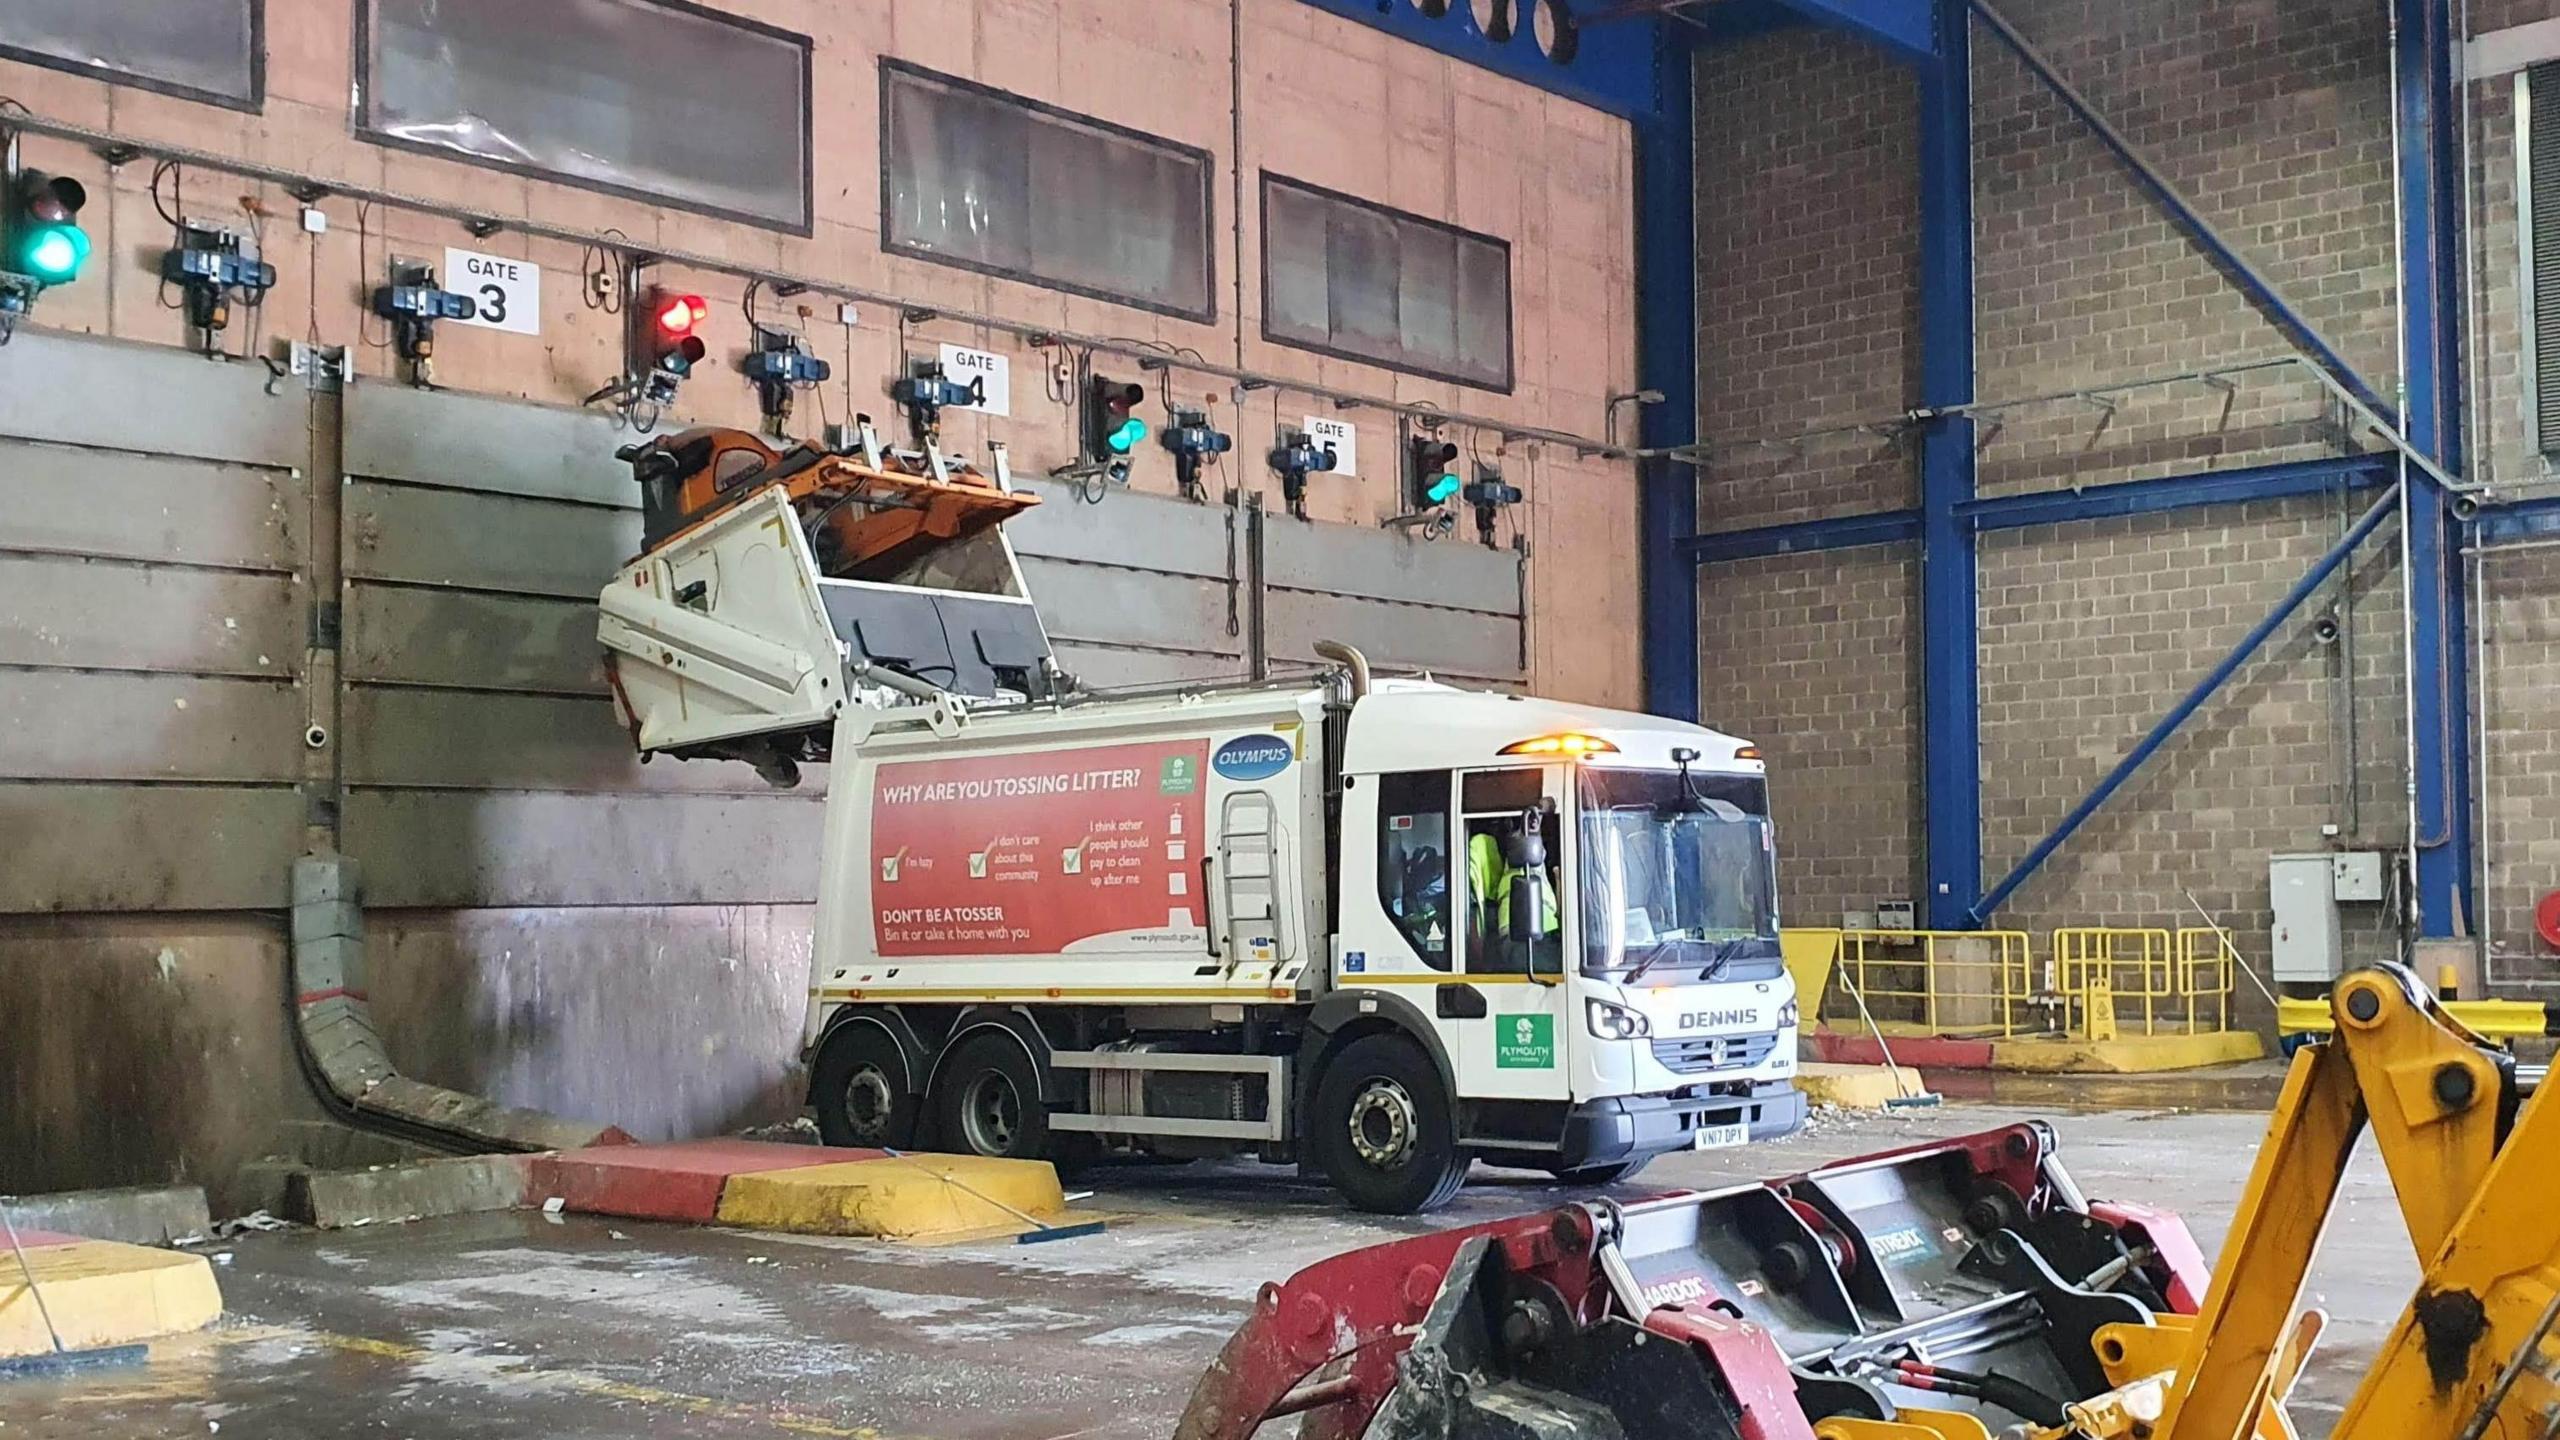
xmin=2270 ymin=853 xmax=2344 ymax=982
xmin=2331 ymin=851 xmax=2386 ymax=902
xmin=1876 ymin=899 xmax=1917 ymax=930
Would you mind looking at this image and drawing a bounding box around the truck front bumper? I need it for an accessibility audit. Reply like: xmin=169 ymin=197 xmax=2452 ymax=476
xmin=1556 ymin=1081 xmax=1807 ymax=1169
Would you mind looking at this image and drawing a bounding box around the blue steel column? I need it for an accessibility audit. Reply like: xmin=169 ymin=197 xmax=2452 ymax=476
xmin=1639 ymin=28 xmax=1701 ymax=722
xmin=2398 ymin=0 xmax=2473 ymax=939
xmin=1918 ymin=0 xmax=1981 ymax=929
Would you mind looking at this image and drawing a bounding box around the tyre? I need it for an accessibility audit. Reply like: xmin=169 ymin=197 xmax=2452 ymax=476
xmin=809 ymin=1020 xmax=920 ymax=1150
xmin=1548 ymin=1154 xmax=1652 ymax=1187
xmin=1311 ymin=1033 xmax=1470 ymax=1215
xmin=926 ymin=1032 xmax=1097 ymax=1173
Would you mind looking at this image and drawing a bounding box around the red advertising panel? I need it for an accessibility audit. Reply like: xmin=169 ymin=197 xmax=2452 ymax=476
xmin=869 ymin=740 xmax=1209 ymax=957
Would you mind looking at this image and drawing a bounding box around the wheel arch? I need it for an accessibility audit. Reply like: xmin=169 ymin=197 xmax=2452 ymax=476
xmin=1298 ymin=989 xmax=1457 ymax=1121
xmin=808 ymin=1005 xmax=932 ymax=1100
xmin=923 ymin=1005 xmax=1058 ymax=1102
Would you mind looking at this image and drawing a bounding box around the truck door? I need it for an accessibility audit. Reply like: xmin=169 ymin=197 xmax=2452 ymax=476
xmin=1212 ymin=790 xmax=1291 ymax=974
xmin=1449 ymin=766 xmax=1574 ymax=1104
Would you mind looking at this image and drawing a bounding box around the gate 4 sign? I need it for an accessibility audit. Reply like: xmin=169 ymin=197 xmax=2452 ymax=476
xmin=938 ymin=344 xmax=1011 ymax=417
xmin=444 ymin=247 xmax=540 ymax=336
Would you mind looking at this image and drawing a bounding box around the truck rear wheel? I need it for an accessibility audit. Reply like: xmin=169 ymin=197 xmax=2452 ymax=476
xmin=1312 ymin=1034 xmax=1470 ymax=1215
xmin=810 ymin=1022 xmax=919 ymax=1150
xmin=928 ymin=1033 xmax=1096 ymax=1173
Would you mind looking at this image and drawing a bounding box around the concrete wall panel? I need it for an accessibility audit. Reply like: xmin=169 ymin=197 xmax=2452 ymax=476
xmin=344 ymin=586 xmax=605 ymax=695
xmin=0 ymin=558 xmax=301 ymax=679
xmin=346 ymin=790 xmax=826 ymax=908
xmin=0 ymin=672 xmax=305 ymax=784
xmin=1 ymin=445 xmax=304 ymax=572
xmin=0 ymin=786 xmax=303 ymax=912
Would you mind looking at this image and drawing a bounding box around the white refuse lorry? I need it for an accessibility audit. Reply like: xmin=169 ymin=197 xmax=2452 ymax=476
xmin=600 ymin=423 xmax=1803 ymax=1213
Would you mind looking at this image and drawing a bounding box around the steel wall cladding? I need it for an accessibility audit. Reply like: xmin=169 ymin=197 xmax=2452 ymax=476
xmin=0 ymin=330 xmax=305 ymax=466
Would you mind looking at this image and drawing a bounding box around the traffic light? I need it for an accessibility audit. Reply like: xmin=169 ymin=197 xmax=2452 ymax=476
xmin=1404 ymin=433 xmax=1461 ymax=512
xmin=1084 ymin=376 xmax=1148 ymax=462
xmin=6 ymin=170 xmax=89 ymax=287
xmin=645 ymin=289 xmax=710 ymax=380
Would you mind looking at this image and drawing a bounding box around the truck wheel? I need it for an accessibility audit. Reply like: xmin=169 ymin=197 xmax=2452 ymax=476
xmin=810 ymin=1022 xmax=919 ymax=1150
xmin=1548 ymin=1155 xmax=1652 ymax=1186
xmin=928 ymin=1033 xmax=1097 ymax=1173
xmin=1313 ymin=1034 xmax=1470 ymax=1215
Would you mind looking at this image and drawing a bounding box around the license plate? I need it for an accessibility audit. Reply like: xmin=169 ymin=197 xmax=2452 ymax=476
xmin=1693 ymin=1122 xmax=1748 ymax=1151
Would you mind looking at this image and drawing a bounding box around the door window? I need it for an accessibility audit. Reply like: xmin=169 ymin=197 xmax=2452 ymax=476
xmin=1460 ymin=769 xmax=1561 ymax=977
xmin=1374 ymin=770 xmax=1453 ymax=970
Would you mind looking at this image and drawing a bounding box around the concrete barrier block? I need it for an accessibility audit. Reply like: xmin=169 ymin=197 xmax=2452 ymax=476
xmin=283 ymin=1153 xmax=537 ymax=1228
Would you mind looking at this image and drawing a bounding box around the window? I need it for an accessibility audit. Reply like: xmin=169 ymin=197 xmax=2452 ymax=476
xmin=1261 ymin=174 xmax=1513 ymax=391
xmin=1375 ymin=770 xmax=1453 ymax=971
xmin=2525 ymin=64 xmax=2560 ymax=453
xmin=1461 ymin=770 xmax=1559 ymax=976
xmin=358 ymin=0 xmax=812 ymax=232
xmin=0 ymin=0 xmax=259 ymax=110
xmin=882 ymin=62 xmax=1215 ymax=321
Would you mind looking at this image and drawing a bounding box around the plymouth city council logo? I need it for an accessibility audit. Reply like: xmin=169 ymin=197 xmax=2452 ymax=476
xmin=1212 ymin=733 xmax=1293 ymax=781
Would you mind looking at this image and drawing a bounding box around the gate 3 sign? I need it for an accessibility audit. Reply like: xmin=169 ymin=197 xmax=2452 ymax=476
xmin=444 ymin=247 xmax=540 ymax=336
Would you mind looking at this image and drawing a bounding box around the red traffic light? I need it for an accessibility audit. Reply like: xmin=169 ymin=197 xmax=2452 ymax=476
xmin=1097 ymin=379 xmax=1143 ymax=416
xmin=653 ymin=292 xmax=709 ymax=339
xmin=20 ymin=172 xmax=85 ymax=225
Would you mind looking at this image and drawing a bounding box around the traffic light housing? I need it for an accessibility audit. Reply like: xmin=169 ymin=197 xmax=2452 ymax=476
xmin=1404 ymin=434 xmax=1461 ymax=512
xmin=6 ymin=170 xmax=90 ymax=288
xmin=1083 ymin=376 xmax=1149 ymax=469
xmin=644 ymin=289 xmax=710 ymax=381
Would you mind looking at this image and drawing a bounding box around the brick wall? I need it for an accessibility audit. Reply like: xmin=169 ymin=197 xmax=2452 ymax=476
xmin=1693 ymin=30 xmax=1924 ymax=929
xmin=1694 ymin=0 xmax=2429 ymax=1019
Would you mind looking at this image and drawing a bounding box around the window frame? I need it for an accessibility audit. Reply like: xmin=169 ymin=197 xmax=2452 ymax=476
xmin=1373 ymin=768 xmax=1457 ymax=973
xmin=0 ymin=0 xmax=264 ymax=113
xmin=1257 ymin=171 xmax=1515 ymax=394
xmin=877 ymin=57 xmax=1220 ymax=324
xmin=2522 ymin=64 xmax=2560 ymax=459
xmin=351 ymin=0 xmax=816 ymax=236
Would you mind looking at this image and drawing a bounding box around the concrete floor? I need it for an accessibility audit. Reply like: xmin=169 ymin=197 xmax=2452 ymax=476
xmin=0 ymin=1091 xmax=2419 ymax=1439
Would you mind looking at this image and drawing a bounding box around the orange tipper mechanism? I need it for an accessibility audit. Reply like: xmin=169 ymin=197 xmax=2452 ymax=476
xmin=623 ymin=424 xmax=1039 ymax=577
xmin=599 ymin=421 xmax=1057 ymax=785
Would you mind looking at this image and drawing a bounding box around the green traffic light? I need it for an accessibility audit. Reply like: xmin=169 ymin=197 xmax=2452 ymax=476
xmin=1425 ymin=472 xmax=1461 ymax=505
xmin=22 ymin=224 xmax=88 ymax=282
xmin=1107 ymin=417 xmax=1149 ymax=454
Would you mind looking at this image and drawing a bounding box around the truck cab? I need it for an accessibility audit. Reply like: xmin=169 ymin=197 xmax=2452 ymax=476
xmin=1325 ymin=686 xmax=1802 ymax=1208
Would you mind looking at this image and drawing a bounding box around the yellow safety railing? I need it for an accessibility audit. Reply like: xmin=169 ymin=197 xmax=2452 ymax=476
xmin=2053 ymin=928 xmax=2174 ymax=1036
xmin=1790 ymin=925 xmax=2246 ymax=1044
xmin=1831 ymin=929 xmax=2039 ymax=1038
xmin=2173 ymin=927 xmax=2237 ymax=1036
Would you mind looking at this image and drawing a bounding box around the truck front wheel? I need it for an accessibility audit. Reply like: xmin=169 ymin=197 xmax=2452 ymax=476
xmin=810 ymin=1022 xmax=919 ymax=1150
xmin=1312 ymin=1034 xmax=1470 ymax=1215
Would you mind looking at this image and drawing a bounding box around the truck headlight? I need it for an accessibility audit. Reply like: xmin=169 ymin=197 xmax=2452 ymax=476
xmin=1778 ymin=999 xmax=1799 ymax=1028
xmin=1587 ymin=998 xmax=1651 ymax=1040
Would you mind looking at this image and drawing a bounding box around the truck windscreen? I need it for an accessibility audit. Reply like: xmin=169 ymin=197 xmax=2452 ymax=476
xmin=1577 ymin=767 xmax=1779 ymax=981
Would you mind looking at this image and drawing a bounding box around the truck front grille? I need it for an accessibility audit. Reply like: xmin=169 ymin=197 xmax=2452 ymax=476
xmin=1651 ymin=1032 xmax=1777 ymax=1075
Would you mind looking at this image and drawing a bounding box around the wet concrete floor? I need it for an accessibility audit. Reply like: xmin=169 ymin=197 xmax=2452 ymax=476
xmin=0 ymin=1086 xmax=2417 ymax=1438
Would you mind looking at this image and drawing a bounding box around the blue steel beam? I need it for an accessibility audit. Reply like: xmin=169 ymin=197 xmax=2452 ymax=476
xmin=1970 ymin=489 xmax=2405 ymax=925
xmin=1968 ymin=1 xmax=2392 ymax=421
xmin=1682 ymin=509 xmax=1924 ymax=563
xmin=1917 ymin=0 xmax=1980 ymax=928
xmin=1763 ymin=0 xmax=1937 ymax=63
xmin=1638 ymin=27 xmax=1702 ymax=720
xmin=1960 ymin=454 xmax=2397 ymax=531
xmin=2397 ymin=0 xmax=2474 ymax=939
xmin=2474 ymin=495 xmax=2560 ymax=546
xmin=1682 ymin=453 xmax=2394 ymax=563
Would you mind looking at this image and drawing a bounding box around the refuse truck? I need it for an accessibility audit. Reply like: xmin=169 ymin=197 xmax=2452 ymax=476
xmin=599 ymin=420 xmax=1803 ymax=1213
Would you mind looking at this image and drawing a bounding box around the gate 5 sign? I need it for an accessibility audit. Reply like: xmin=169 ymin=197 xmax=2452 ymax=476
xmin=444 ymin=247 xmax=540 ymax=336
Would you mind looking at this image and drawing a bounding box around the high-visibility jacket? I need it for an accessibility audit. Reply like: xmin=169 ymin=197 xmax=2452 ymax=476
xmin=1469 ymin=831 xmax=1558 ymax=935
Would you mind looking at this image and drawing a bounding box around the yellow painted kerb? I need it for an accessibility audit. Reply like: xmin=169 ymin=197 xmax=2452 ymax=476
xmin=717 ymin=1154 xmax=1067 ymax=1241
xmin=0 ymin=1239 xmax=222 ymax=1358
